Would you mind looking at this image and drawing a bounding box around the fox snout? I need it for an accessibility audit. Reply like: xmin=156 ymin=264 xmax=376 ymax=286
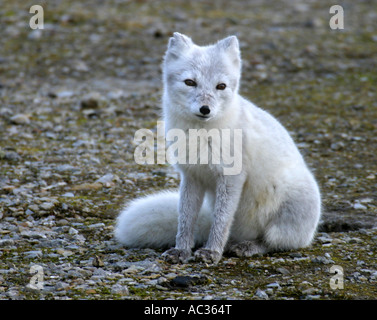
xmin=195 ymin=105 xmax=211 ymax=119
xmin=200 ymin=105 xmax=210 ymax=115
xmin=195 ymin=93 xmax=214 ymax=119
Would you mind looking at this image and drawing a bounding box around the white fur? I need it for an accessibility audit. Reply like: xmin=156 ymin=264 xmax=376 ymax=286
xmin=115 ymin=33 xmax=321 ymax=263
xmin=115 ymin=191 xmax=212 ymax=248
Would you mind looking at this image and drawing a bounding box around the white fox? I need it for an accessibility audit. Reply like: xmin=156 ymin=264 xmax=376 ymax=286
xmin=115 ymin=33 xmax=321 ymax=264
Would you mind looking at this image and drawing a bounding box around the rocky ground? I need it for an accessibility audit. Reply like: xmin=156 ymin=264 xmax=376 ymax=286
xmin=1 ymin=0 xmax=376 ymax=300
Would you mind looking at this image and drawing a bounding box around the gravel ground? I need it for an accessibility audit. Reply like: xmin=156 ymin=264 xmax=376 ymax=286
xmin=1 ymin=0 xmax=377 ymax=300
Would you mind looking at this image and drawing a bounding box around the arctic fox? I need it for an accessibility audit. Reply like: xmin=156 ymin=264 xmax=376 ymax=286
xmin=115 ymin=33 xmax=321 ymax=264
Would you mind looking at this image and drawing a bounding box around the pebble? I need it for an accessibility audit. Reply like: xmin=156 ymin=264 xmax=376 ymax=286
xmin=68 ymin=227 xmax=79 ymax=235
xmin=56 ymin=249 xmax=74 ymax=257
xmin=24 ymin=250 xmax=43 ymax=259
xmin=276 ymin=267 xmax=290 ymax=275
xmin=3 ymin=151 xmax=21 ymax=162
xmin=80 ymin=92 xmax=107 ymax=109
xmin=95 ymin=173 xmax=118 ymax=187
xmin=39 ymin=202 xmax=55 ymax=210
xmin=255 ymin=288 xmax=269 ymax=299
xmin=10 ymin=114 xmax=30 ymax=125
xmin=92 ymin=255 xmax=105 ymax=267
xmin=353 ymin=203 xmax=367 ymax=210
xmin=55 ymin=164 xmax=80 ymax=173
xmin=311 ymin=256 xmax=334 ymax=264
xmin=111 ymin=283 xmax=129 ymax=295
xmin=266 ymin=282 xmax=281 ymax=289
xmin=61 ymin=192 xmax=75 ymax=197
xmin=88 ymin=223 xmax=105 ymax=229
xmin=55 ymin=91 xmax=75 ymax=98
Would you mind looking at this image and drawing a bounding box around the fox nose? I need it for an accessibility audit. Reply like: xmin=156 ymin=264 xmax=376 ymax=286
xmin=200 ymin=105 xmax=210 ymax=115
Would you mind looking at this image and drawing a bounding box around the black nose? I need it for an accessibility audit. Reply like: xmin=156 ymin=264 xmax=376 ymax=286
xmin=200 ymin=105 xmax=210 ymax=115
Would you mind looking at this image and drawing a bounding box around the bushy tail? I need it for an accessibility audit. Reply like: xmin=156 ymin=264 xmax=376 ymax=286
xmin=114 ymin=191 xmax=212 ymax=249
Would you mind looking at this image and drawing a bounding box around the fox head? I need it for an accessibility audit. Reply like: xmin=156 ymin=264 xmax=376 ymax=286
xmin=163 ymin=33 xmax=241 ymax=122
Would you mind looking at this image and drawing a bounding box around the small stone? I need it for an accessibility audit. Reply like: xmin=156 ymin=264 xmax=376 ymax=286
xmin=61 ymin=192 xmax=75 ymax=197
xmin=24 ymin=250 xmax=43 ymax=259
xmin=276 ymin=267 xmax=290 ymax=275
xmin=317 ymin=236 xmax=332 ymax=244
xmin=349 ymin=237 xmax=362 ymax=244
xmin=55 ymin=164 xmax=79 ymax=173
xmin=55 ymin=91 xmax=75 ymax=98
xmin=80 ymin=92 xmax=107 ymax=109
xmin=39 ymin=202 xmax=55 ymax=210
xmin=311 ymin=256 xmax=333 ymax=264
xmin=301 ymin=287 xmax=318 ymax=295
xmin=255 ymin=288 xmax=269 ymax=299
xmin=71 ymin=182 xmax=102 ymax=191
xmin=353 ymin=203 xmax=367 ymax=210
xmin=95 ymin=173 xmax=117 ymax=187
xmin=92 ymin=255 xmax=105 ymax=267
xmin=0 ymin=107 xmax=13 ymax=117
xmin=74 ymin=60 xmax=89 ymax=72
xmin=20 ymin=230 xmax=46 ymax=239
xmin=4 ymin=151 xmax=21 ymax=162
xmin=156 ymin=284 xmax=169 ymax=291
xmin=88 ymin=223 xmax=105 ymax=229
xmin=55 ymin=282 xmax=70 ymax=291
xmin=68 ymin=227 xmax=79 ymax=235
xmin=56 ymin=249 xmax=74 ymax=257
xmin=169 ymin=276 xmax=194 ymax=288
xmin=123 ymin=265 xmax=144 ymax=274
xmin=82 ymin=109 xmax=99 ymax=118
xmin=359 ymin=198 xmax=373 ymax=204
xmin=56 ymin=219 xmax=69 ymax=226
xmin=330 ymin=142 xmax=345 ymax=151
xmin=85 ymin=289 xmax=97 ymax=294
xmin=0 ymin=239 xmax=15 ymax=246
xmin=111 ymin=283 xmax=129 ymax=295
xmin=10 ymin=114 xmax=30 ymax=125
xmin=28 ymin=204 xmax=40 ymax=212
xmin=266 ymin=282 xmax=281 ymax=289
xmin=2 ymin=185 xmax=16 ymax=193
xmin=28 ymin=29 xmax=42 ymax=40
xmin=169 ymin=275 xmax=208 ymax=288
xmin=165 ymin=273 xmax=178 ymax=280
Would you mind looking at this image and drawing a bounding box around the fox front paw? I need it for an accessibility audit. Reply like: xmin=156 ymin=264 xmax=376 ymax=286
xmin=162 ymin=248 xmax=191 ymax=264
xmin=194 ymin=248 xmax=222 ymax=264
xmin=228 ymin=240 xmax=267 ymax=258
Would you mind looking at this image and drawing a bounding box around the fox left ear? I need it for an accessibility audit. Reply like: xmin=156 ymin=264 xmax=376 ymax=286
xmin=217 ymin=36 xmax=241 ymax=67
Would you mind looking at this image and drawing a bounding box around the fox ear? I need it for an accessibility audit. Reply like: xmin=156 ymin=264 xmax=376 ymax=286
xmin=217 ymin=36 xmax=241 ymax=67
xmin=167 ymin=32 xmax=193 ymax=57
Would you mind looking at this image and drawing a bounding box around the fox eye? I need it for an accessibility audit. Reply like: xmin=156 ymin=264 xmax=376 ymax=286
xmin=184 ymin=79 xmax=197 ymax=87
xmin=216 ymin=83 xmax=226 ymax=90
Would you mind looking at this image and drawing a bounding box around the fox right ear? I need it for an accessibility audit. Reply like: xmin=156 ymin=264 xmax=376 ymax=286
xmin=216 ymin=36 xmax=241 ymax=68
xmin=166 ymin=32 xmax=193 ymax=58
